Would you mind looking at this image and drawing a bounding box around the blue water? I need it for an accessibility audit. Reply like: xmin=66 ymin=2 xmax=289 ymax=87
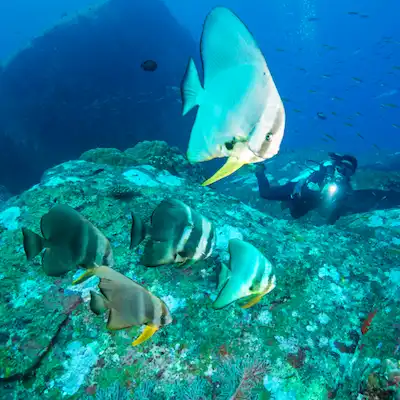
xmin=166 ymin=0 xmax=400 ymax=154
xmin=0 ymin=0 xmax=399 ymax=190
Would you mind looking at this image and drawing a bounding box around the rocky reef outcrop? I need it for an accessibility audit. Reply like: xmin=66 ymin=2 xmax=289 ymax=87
xmin=0 ymin=141 xmax=398 ymax=399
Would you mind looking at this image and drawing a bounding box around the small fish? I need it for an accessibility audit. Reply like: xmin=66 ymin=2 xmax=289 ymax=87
xmin=344 ymin=122 xmax=353 ymax=127
xmin=141 ymin=60 xmax=158 ymax=72
xmin=132 ymin=199 xmax=216 ymax=268
xmin=324 ymin=133 xmax=336 ymax=142
xmin=381 ymin=103 xmax=398 ymax=108
xmin=347 ymin=11 xmax=359 ymax=15
xmin=352 ymin=77 xmax=363 ymax=83
xmin=308 ymin=89 xmax=317 ymax=93
xmin=276 ymin=48 xmax=285 ymax=52
xmin=361 ymin=309 xmax=377 ymax=335
xmin=356 ymin=132 xmax=365 ymax=139
xmin=317 ymin=112 xmax=327 ymax=120
xmin=21 ymin=204 xmax=114 ymax=276
xmin=392 ymin=124 xmax=400 ymax=129
xmin=293 ymin=108 xmax=302 ymax=113
xmin=393 ymin=66 xmax=400 ymax=70
xmin=372 ymin=143 xmax=381 ymax=151
xmin=181 ymin=7 xmax=285 ymax=186
xmin=322 ymin=44 xmax=336 ymax=50
xmin=321 ymin=74 xmax=332 ymax=79
xmin=360 ymin=14 xmax=369 ymax=18
xmin=355 ymin=112 xmax=362 ymax=116
xmin=213 ymin=239 xmax=276 ymax=309
xmin=331 ymin=111 xmax=338 ymax=116
xmin=307 ymin=17 xmax=319 ymax=22
xmin=73 ymin=266 xmax=172 ymax=346
xmin=331 ymin=96 xmax=343 ymax=101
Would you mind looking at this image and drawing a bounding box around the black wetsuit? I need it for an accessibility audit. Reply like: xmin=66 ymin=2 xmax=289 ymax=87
xmin=256 ymin=163 xmax=400 ymax=224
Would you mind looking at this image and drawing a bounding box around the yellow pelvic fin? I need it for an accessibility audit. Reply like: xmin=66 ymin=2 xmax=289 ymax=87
xmin=202 ymin=158 xmax=245 ymax=186
xmin=240 ymin=281 xmax=276 ymax=309
xmin=240 ymin=293 xmax=265 ymax=309
xmin=132 ymin=324 xmax=159 ymax=347
xmin=72 ymin=268 xmax=97 ymax=285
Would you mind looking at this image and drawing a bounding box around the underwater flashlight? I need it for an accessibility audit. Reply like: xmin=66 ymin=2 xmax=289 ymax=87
xmin=327 ymin=183 xmax=338 ymax=196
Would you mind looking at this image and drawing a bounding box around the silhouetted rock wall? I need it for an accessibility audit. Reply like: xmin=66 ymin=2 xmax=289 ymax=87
xmin=0 ymin=0 xmax=196 ymax=193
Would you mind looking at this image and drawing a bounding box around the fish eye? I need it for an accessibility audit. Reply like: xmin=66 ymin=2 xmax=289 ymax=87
xmin=266 ymin=131 xmax=273 ymax=141
xmin=224 ymin=139 xmax=236 ymax=151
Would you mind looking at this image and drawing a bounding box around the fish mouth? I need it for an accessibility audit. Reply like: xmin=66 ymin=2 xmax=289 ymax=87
xmin=202 ymin=157 xmax=245 ymax=186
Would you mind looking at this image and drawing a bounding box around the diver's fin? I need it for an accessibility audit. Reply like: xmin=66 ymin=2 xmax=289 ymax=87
xmin=89 ymin=291 xmax=108 ymax=315
xmin=130 ymin=212 xmax=147 ymax=250
xmin=201 ymin=7 xmax=265 ymax=86
xmin=202 ymin=157 xmax=244 ymax=186
xmin=181 ymin=58 xmax=204 ymax=116
xmin=107 ymin=309 xmax=131 ymax=331
xmin=132 ymin=324 xmax=159 ymax=346
xmin=22 ymin=228 xmax=45 ymax=260
xmin=72 ymin=267 xmax=97 ymax=285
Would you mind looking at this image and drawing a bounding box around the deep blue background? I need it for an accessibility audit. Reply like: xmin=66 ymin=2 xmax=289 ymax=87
xmin=0 ymin=0 xmax=399 ymax=193
xmin=165 ymin=0 xmax=400 ymax=154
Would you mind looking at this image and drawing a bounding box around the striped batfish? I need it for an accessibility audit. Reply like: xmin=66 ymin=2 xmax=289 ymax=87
xmin=21 ymin=204 xmax=114 ymax=276
xmin=73 ymin=266 xmax=172 ymax=346
xmin=130 ymin=199 xmax=216 ymax=267
xmin=180 ymin=7 xmax=285 ymax=186
xmin=213 ymin=239 xmax=276 ymax=309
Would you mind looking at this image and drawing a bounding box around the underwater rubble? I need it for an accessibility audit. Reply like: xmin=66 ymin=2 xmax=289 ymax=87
xmin=0 ymin=141 xmax=399 ymax=399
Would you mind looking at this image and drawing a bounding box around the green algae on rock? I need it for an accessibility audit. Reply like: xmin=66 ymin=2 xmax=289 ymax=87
xmin=0 ymin=141 xmax=398 ymax=399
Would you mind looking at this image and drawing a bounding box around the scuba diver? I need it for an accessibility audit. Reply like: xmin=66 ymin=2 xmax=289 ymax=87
xmin=255 ymin=152 xmax=400 ymax=224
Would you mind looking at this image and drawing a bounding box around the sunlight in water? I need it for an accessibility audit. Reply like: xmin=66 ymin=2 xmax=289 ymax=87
xmin=298 ymin=0 xmax=317 ymax=42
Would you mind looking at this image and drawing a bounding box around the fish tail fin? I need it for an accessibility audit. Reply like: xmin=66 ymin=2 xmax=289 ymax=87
xmin=181 ymin=58 xmax=204 ymax=116
xmin=132 ymin=324 xmax=159 ymax=347
xmin=89 ymin=290 xmax=108 ymax=315
xmin=21 ymin=228 xmax=45 ymax=260
xmin=72 ymin=267 xmax=98 ymax=285
xmin=130 ymin=212 xmax=147 ymax=250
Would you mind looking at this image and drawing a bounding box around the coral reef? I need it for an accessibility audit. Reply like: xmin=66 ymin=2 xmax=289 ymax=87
xmin=80 ymin=141 xmax=205 ymax=183
xmin=0 ymin=141 xmax=398 ymax=399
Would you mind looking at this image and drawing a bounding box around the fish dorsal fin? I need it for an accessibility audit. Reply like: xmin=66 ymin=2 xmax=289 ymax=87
xmin=99 ymin=276 xmax=145 ymax=300
xmin=201 ymin=7 xmax=265 ymax=86
xmin=40 ymin=204 xmax=81 ymax=241
xmin=228 ymin=238 xmax=258 ymax=272
xmin=98 ymin=278 xmax=118 ymax=300
xmin=107 ymin=308 xmax=132 ymax=331
xmin=95 ymin=266 xmax=132 ymax=285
